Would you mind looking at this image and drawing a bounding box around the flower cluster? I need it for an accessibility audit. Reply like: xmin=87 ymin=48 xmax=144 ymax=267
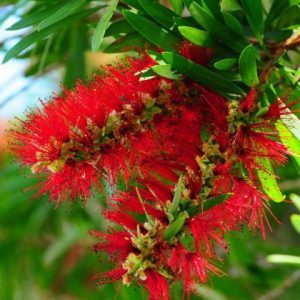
xmin=10 ymin=44 xmax=293 ymax=299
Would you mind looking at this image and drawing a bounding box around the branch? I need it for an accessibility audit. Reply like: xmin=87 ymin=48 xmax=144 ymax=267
xmin=259 ymin=32 xmax=300 ymax=86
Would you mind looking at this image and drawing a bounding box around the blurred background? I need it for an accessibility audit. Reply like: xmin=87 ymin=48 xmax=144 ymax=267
xmin=1 ymin=1 xmax=300 ymax=299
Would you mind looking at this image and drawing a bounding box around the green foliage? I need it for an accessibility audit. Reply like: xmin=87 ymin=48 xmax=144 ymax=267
xmin=239 ymin=45 xmax=259 ymax=87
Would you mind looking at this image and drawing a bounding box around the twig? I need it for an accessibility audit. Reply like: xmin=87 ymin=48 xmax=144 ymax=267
xmin=259 ymin=32 xmax=300 ymax=86
xmin=257 ymin=270 xmax=300 ymax=300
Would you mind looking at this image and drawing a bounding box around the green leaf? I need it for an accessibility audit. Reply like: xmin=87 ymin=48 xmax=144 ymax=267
xmin=138 ymin=0 xmax=177 ymax=30
xmin=3 ymin=7 xmax=99 ymax=63
xmin=163 ymin=52 xmax=244 ymax=96
xmin=7 ymin=2 xmax=66 ymax=30
xmin=290 ymin=194 xmax=300 ymax=211
xmin=201 ymin=0 xmax=222 ymax=20
xmin=265 ymin=0 xmax=299 ymax=29
xmin=221 ymin=0 xmax=242 ymax=11
xmin=291 ymin=214 xmax=300 ymax=234
xmin=170 ymin=0 xmax=184 ymax=15
xmin=241 ymin=0 xmax=264 ymax=41
xmin=267 ymin=254 xmax=300 ymax=265
xmin=178 ymin=26 xmax=215 ymax=47
xmin=104 ymin=32 xmax=147 ymax=53
xmin=123 ymin=11 xmax=181 ymax=52
xmin=164 ymin=212 xmax=188 ymax=242
xmin=214 ymin=58 xmax=237 ymax=70
xmin=256 ymin=157 xmax=285 ymax=202
xmin=223 ymin=12 xmax=244 ymax=35
xmin=280 ymin=111 xmax=300 ymax=141
xmin=276 ymin=120 xmax=300 ymax=155
xmin=276 ymin=120 xmax=300 ymax=174
xmin=169 ymin=176 xmax=183 ymax=216
xmin=239 ymin=45 xmax=259 ymax=87
xmin=152 ymin=64 xmax=181 ymax=80
xmin=91 ymin=0 xmax=119 ymax=52
xmin=202 ymin=193 xmax=233 ymax=211
xmin=189 ymin=1 xmax=246 ymax=52
xmin=277 ymin=5 xmax=300 ymax=29
xmin=38 ymin=0 xmax=87 ymax=31
xmin=123 ymin=0 xmax=144 ymax=11
xmin=105 ymin=19 xmax=134 ymax=36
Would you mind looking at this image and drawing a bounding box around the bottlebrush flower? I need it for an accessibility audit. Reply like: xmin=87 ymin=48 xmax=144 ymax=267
xmin=10 ymin=49 xmax=295 ymax=299
xmin=179 ymin=40 xmax=213 ymax=66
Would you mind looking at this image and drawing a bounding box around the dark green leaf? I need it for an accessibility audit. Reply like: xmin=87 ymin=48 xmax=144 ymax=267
xmin=164 ymin=212 xmax=188 ymax=242
xmin=105 ymin=19 xmax=134 ymax=36
xmin=223 ymin=12 xmax=244 ymax=35
xmin=201 ymin=0 xmax=222 ymax=20
xmin=104 ymin=32 xmax=147 ymax=53
xmin=152 ymin=64 xmax=181 ymax=80
xmin=220 ymin=0 xmax=242 ymax=11
xmin=241 ymin=0 xmax=264 ymax=40
xmin=3 ymin=7 xmax=99 ymax=63
xmin=178 ymin=26 xmax=215 ymax=47
xmin=170 ymin=0 xmax=184 ymax=15
xmin=202 ymin=193 xmax=233 ymax=211
xmin=169 ymin=176 xmax=183 ymax=216
xmin=163 ymin=52 xmax=244 ymax=96
xmin=138 ymin=0 xmax=177 ymax=30
xmin=123 ymin=11 xmax=181 ymax=52
xmin=7 ymin=2 xmax=66 ymax=30
xmin=123 ymin=0 xmax=144 ymax=11
xmin=239 ymin=45 xmax=259 ymax=87
xmin=265 ymin=0 xmax=299 ymax=29
xmin=214 ymin=58 xmax=237 ymax=70
xmin=91 ymin=0 xmax=119 ymax=52
xmin=189 ymin=2 xmax=247 ymax=52
xmin=173 ymin=16 xmax=198 ymax=27
xmin=39 ymin=0 xmax=87 ymax=31
xmin=277 ymin=5 xmax=300 ymax=29
xmin=264 ymin=30 xmax=293 ymax=43
xmin=256 ymin=157 xmax=285 ymax=202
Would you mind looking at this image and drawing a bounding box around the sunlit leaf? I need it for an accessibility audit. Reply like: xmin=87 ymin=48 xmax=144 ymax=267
xmin=256 ymin=157 xmax=285 ymax=202
xmin=239 ymin=45 xmax=259 ymax=87
xmin=91 ymin=0 xmax=119 ymax=52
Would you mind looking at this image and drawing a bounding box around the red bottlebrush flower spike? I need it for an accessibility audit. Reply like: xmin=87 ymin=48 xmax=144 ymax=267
xmin=10 ymin=50 xmax=295 ymax=299
xmin=179 ymin=40 xmax=213 ymax=65
xmin=144 ymin=270 xmax=170 ymax=300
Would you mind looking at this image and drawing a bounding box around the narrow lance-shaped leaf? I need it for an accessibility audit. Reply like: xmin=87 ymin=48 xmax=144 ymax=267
xmin=178 ymin=26 xmax=215 ymax=47
xmin=162 ymin=52 xmax=244 ymax=97
xmin=3 ymin=7 xmax=99 ymax=63
xmin=241 ymin=0 xmax=264 ymax=41
xmin=104 ymin=32 xmax=147 ymax=53
xmin=170 ymin=0 xmax=184 ymax=15
xmin=39 ymin=0 xmax=87 ymax=31
xmin=91 ymin=0 xmax=119 ymax=52
xmin=7 ymin=2 xmax=67 ymax=30
xmin=189 ymin=1 xmax=247 ymax=53
xmin=152 ymin=64 xmax=181 ymax=80
xmin=214 ymin=58 xmax=237 ymax=70
xmin=276 ymin=120 xmax=300 ymax=174
xmin=123 ymin=11 xmax=181 ymax=52
xmin=222 ymin=12 xmax=244 ymax=36
xmin=256 ymin=157 xmax=285 ymax=202
xmin=202 ymin=193 xmax=233 ymax=211
xmin=239 ymin=45 xmax=259 ymax=87
xmin=164 ymin=212 xmax=188 ymax=242
xmin=290 ymin=214 xmax=300 ymax=234
xmin=267 ymin=254 xmax=300 ymax=265
xmin=138 ymin=0 xmax=178 ymax=30
xmin=169 ymin=176 xmax=183 ymax=216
